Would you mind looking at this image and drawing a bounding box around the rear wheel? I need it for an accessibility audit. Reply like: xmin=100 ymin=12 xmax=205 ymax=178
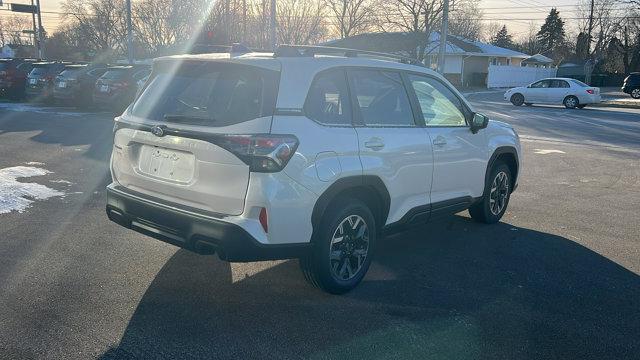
xmin=469 ymin=162 xmax=512 ymax=224
xmin=510 ymin=93 xmax=524 ymax=106
xmin=300 ymin=197 xmax=376 ymax=294
xmin=631 ymin=88 xmax=640 ymax=99
xmin=563 ymin=95 xmax=579 ymax=109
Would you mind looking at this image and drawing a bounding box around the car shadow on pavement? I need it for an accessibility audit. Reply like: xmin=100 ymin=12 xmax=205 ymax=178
xmin=0 ymin=110 xmax=113 ymax=162
xmin=100 ymin=216 xmax=640 ymax=360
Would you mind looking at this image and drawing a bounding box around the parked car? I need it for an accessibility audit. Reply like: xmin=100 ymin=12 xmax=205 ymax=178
xmin=621 ymin=72 xmax=640 ymax=99
xmin=0 ymin=58 xmax=39 ymax=100
xmin=93 ymin=65 xmax=151 ymax=111
xmin=53 ymin=63 xmax=109 ymax=107
xmin=504 ymin=78 xmax=601 ymax=109
xmin=25 ymin=62 xmax=68 ymax=102
xmin=106 ymin=46 xmax=522 ymax=294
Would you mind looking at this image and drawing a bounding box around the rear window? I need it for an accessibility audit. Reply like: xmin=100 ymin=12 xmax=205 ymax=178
xmin=29 ymin=66 xmax=48 ymax=76
xmin=59 ymin=69 xmax=81 ymax=79
xmin=571 ymin=79 xmax=589 ymax=87
xmin=101 ymin=70 xmax=128 ymax=80
xmin=130 ymin=62 xmax=279 ymax=126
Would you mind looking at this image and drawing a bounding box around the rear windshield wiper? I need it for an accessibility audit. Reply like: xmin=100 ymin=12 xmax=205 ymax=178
xmin=163 ymin=114 xmax=214 ymax=125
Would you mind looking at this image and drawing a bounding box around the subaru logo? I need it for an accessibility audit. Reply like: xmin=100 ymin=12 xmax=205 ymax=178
xmin=150 ymin=125 xmax=165 ymax=137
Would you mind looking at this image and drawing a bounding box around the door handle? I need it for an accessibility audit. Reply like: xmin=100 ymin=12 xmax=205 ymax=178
xmin=364 ymin=138 xmax=385 ymax=150
xmin=432 ymin=136 xmax=447 ymax=146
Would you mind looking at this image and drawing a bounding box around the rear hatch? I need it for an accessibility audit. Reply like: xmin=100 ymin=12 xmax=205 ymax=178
xmin=111 ymin=58 xmax=281 ymax=216
xmin=95 ymin=68 xmax=132 ymax=98
xmin=55 ymin=66 xmax=86 ymax=94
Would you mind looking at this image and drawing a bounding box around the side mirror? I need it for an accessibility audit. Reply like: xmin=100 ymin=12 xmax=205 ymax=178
xmin=470 ymin=113 xmax=489 ymax=134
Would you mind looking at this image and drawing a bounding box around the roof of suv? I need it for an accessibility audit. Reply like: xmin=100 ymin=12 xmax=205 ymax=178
xmin=153 ymin=49 xmax=446 ymax=110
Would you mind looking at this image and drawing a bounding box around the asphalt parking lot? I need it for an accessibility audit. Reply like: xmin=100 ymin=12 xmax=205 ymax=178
xmin=0 ymin=94 xmax=638 ymax=359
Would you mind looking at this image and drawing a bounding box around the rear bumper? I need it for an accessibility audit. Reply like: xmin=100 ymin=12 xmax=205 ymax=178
xmin=106 ymin=183 xmax=310 ymax=262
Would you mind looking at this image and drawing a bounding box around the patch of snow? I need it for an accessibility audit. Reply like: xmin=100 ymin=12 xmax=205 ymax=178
xmin=49 ymin=179 xmax=73 ymax=185
xmin=0 ymin=103 xmax=84 ymax=117
xmin=533 ymin=149 xmax=566 ymax=155
xmin=0 ymin=166 xmax=65 ymax=214
xmin=25 ymin=161 xmax=45 ymax=166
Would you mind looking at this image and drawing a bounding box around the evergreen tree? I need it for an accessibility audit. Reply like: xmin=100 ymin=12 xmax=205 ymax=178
xmin=491 ymin=25 xmax=514 ymax=49
xmin=575 ymin=32 xmax=591 ymax=60
xmin=537 ymin=8 xmax=565 ymax=54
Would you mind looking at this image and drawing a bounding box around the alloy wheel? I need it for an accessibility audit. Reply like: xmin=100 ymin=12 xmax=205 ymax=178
xmin=489 ymin=171 xmax=510 ymax=215
xmin=329 ymin=215 xmax=370 ymax=281
xmin=632 ymin=88 xmax=640 ymax=99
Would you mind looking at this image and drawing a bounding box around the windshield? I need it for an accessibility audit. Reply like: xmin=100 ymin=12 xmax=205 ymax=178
xmin=130 ymin=63 xmax=279 ymax=126
xmin=571 ymin=79 xmax=590 ymax=87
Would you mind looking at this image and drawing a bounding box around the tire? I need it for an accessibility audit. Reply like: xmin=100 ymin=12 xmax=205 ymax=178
xmin=563 ymin=95 xmax=579 ymax=109
xmin=631 ymin=88 xmax=640 ymax=99
xmin=577 ymin=104 xmax=587 ymax=109
xmin=510 ymin=93 xmax=524 ymax=106
xmin=469 ymin=162 xmax=512 ymax=224
xmin=524 ymin=102 xmax=533 ymax=106
xmin=300 ymin=197 xmax=376 ymax=294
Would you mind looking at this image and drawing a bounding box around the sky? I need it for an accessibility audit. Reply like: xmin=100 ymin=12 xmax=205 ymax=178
xmin=2 ymin=0 xmax=588 ymax=42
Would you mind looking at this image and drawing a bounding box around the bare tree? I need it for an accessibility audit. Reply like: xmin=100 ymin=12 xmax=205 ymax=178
xmin=325 ymin=0 xmax=374 ymax=38
xmin=448 ymin=0 xmax=483 ymax=41
xmin=277 ymin=0 xmax=327 ymax=45
xmin=0 ymin=15 xmax=33 ymax=46
xmin=379 ymin=0 xmax=443 ymax=60
xmin=61 ymin=0 xmax=128 ymax=57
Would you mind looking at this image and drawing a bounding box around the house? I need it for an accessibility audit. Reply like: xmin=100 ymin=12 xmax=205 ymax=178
xmin=521 ymin=54 xmax=554 ymax=68
xmin=323 ymin=32 xmax=531 ymax=87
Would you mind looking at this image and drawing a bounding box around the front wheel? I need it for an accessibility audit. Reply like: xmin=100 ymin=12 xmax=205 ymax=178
xmin=469 ymin=162 xmax=512 ymax=224
xmin=300 ymin=197 xmax=376 ymax=294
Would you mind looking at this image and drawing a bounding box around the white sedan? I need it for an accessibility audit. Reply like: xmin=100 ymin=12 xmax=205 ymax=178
xmin=504 ymin=78 xmax=601 ymax=109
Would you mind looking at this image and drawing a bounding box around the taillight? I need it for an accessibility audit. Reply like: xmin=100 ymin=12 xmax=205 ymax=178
xmin=216 ymin=134 xmax=299 ymax=173
xmin=586 ymin=89 xmax=594 ymax=94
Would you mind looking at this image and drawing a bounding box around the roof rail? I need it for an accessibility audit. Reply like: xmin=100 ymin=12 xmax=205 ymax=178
xmin=274 ymin=45 xmax=425 ymax=66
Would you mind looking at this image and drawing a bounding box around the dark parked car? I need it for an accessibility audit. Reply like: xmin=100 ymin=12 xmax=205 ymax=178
xmin=622 ymin=73 xmax=640 ymax=99
xmin=53 ymin=63 xmax=108 ymax=107
xmin=0 ymin=58 xmax=39 ymax=99
xmin=25 ymin=62 xmax=68 ymax=102
xmin=93 ymin=65 xmax=151 ymax=111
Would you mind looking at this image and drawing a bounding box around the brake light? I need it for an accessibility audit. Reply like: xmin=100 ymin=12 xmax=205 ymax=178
xmin=259 ymin=207 xmax=268 ymax=233
xmin=586 ymin=89 xmax=595 ymax=94
xmin=216 ymin=134 xmax=299 ymax=173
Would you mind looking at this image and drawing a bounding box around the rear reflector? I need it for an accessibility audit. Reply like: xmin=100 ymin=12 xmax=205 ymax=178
xmin=586 ymin=89 xmax=594 ymax=94
xmin=259 ymin=207 xmax=268 ymax=233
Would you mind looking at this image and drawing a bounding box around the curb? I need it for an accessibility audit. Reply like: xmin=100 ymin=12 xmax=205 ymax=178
xmin=591 ymin=101 xmax=640 ymax=110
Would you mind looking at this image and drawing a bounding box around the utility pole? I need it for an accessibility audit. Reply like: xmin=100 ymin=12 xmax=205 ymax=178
xmin=437 ymin=0 xmax=449 ymax=74
xmin=34 ymin=0 xmax=44 ymax=58
xmin=587 ymin=0 xmax=594 ymax=55
xmin=269 ymin=0 xmax=276 ymax=50
xmin=31 ymin=0 xmax=38 ymax=58
xmin=126 ymin=0 xmax=133 ymax=64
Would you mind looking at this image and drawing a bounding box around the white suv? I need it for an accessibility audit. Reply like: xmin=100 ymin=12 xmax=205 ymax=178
xmin=106 ymin=46 xmax=522 ymax=294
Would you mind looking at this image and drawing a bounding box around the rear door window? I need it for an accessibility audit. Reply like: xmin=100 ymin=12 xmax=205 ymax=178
xmin=348 ymin=69 xmax=415 ymax=127
xmin=304 ymin=69 xmax=352 ymax=126
xmin=130 ymin=62 xmax=279 ymax=126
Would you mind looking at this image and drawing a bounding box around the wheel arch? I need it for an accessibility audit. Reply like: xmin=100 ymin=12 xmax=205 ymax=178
xmin=485 ymin=146 xmax=519 ymax=194
xmin=311 ymin=176 xmax=390 ymax=237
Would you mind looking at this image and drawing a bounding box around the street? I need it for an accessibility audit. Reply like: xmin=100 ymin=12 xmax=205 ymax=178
xmin=0 ymin=94 xmax=639 ymax=359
